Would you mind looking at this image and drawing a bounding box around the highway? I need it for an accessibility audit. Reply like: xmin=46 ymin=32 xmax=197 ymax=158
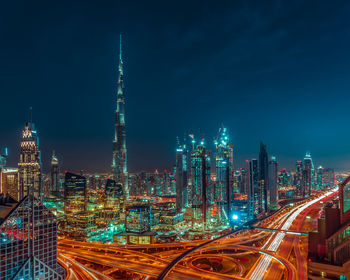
xmin=248 ymin=189 xmax=337 ymax=280
xmin=57 ymin=188 xmax=337 ymax=280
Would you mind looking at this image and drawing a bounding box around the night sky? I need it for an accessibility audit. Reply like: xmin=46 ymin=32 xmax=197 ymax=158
xmin=1 ymin=1 xmax=350 ymax=173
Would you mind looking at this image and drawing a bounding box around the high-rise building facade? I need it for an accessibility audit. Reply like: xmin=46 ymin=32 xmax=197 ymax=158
xmin=190 ymin=141 xmax=211 ymax=229
xmin=259 ymin=142 xmax=269 ymax=214
xmin=64 ymin=172 xmax=96 ymax=240
xmin=248 ymin=159 xmax=259 ymax=220
xmin=0 ymin=194 xmax=65 ymax=279
xmin=18 ymin=122 xmax=42 ymax=200
xmin=215 ymin=127 xmax=233 ymax=224
xmin=269 ymin=156 xmax=278 ymax=208
xmin=233 ymin=169 xmax=247 ymax=195
xmin=295 ymin=160 xmax=303 ymax=195
xmin=302 ymin=152 xmax=314 ymax=196
xmin=112 ymin=35 xmax=129 ymax=200
xmin=316 ymin=166 xmax=324 ymax=189
xmin=0 ymin=148 xmax=7 ymax=170
xmin=64 ymin=171 xmax=86 ymax=215
xmin=175 ymin=139 xmax=188 ymax=212
xmin=0 ymin=168 xmax=18 ymax=200
xmin=50 ymin=150 xmax=59 ymax=197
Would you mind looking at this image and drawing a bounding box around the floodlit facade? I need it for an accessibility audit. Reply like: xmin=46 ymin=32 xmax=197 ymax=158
xmin=64 ymin=172 xmax=97 ymax=240
xmin=50 ymin=151 xmax=60 ymax=197
xmin=0 ymin=168 xmax=19 ymax=201
xmin=215 ymin=127 xmax=233 ymax=224
xmin=18 ymin=123 xmax=42 ymax=200
xmin=0 ymin=194 xmax=65 ymax=279
xmin=112 ymin=35 xmax=129 ymax=200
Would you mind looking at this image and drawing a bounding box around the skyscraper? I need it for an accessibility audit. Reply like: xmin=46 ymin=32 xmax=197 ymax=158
xmin=295 ymin=160 xmax=303 ymax=195
xmin=316 ymin=166 xmax=324 ymax=189
xmin=259 ymin=142 xmax=269 ymax=214
xmin=302 ymin=152 xmax=314 ymax=196
xmin=248 ymin=159 xmax=258 ymax=220
xmin=0 ymin=147 xmax=7 ymax=170
xmin=215 ymin=127 xmax=234 ymax=224
xmin=175 ymin=139 xmax=188 ymax=212
xmin=18 ymin=122 xmax=42 ymax=200
xmin=269 ymin=156 xmax=278 ymax=208
xmin=50 ymin=150 xmax=59 ymax=197
xmin=112 ymin=35 xmax=128 ymax=200
xmin=64 ymin=172 xmax=86 ymax=215
xmin=191 ymin=140 xmax=211 ymax=230
xmin=64 ymin=172 xmax=96 ymax=240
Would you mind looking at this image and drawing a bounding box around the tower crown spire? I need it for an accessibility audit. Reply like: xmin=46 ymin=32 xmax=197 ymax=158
xmin=113 ymin=34 xmax=128 ymax=200
xmin=119 ymin=34 xmax=122 ymax=62
xmin=117 ymin=34 xmax=124 ymax=92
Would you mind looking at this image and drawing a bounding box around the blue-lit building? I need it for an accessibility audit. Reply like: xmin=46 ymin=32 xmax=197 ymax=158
xmin=175 ymin=138 xmax=188 ymax=212
xmin=269 ymin=156 xmax=278 ymax=208
xmin=0 ymin=148 xmax=7 ymax=170
xmin=112 ymin=35 xmax=129 ymax=200
xmin=215 ymin=127 xmax=233 ymax=224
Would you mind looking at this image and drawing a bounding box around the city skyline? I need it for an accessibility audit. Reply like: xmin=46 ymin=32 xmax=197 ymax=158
xmin=2 ymin=1 xmax=350 ymax=172
xmin=1 ymin=2 xmax=350 ymax=279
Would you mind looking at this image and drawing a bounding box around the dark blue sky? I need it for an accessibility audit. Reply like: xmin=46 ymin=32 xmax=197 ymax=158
xmin=1 ymin=0 xmax=350 ymax=172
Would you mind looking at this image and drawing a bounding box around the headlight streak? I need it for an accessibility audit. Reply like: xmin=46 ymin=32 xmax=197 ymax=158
xmin=249 ymin=189 xmax=336 ymax=280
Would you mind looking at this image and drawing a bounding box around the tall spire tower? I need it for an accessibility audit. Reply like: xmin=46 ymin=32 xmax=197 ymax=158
xmin=112 ymin=34 xmax=129 ymax=199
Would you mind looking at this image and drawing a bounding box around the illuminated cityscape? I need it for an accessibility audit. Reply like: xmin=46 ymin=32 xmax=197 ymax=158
xmin=1 ymin=1 xmax=350 ymax=280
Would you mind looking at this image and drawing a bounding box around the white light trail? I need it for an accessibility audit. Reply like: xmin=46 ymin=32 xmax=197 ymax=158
xmin=249 ymin=189 xmax=336 ymax=280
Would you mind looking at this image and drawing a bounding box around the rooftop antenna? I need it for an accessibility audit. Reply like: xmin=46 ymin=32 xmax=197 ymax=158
xmin=119 ymin=34 xmax=122 ymax=61
xmin=28 ymin=107 xmax=33 ymax=128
